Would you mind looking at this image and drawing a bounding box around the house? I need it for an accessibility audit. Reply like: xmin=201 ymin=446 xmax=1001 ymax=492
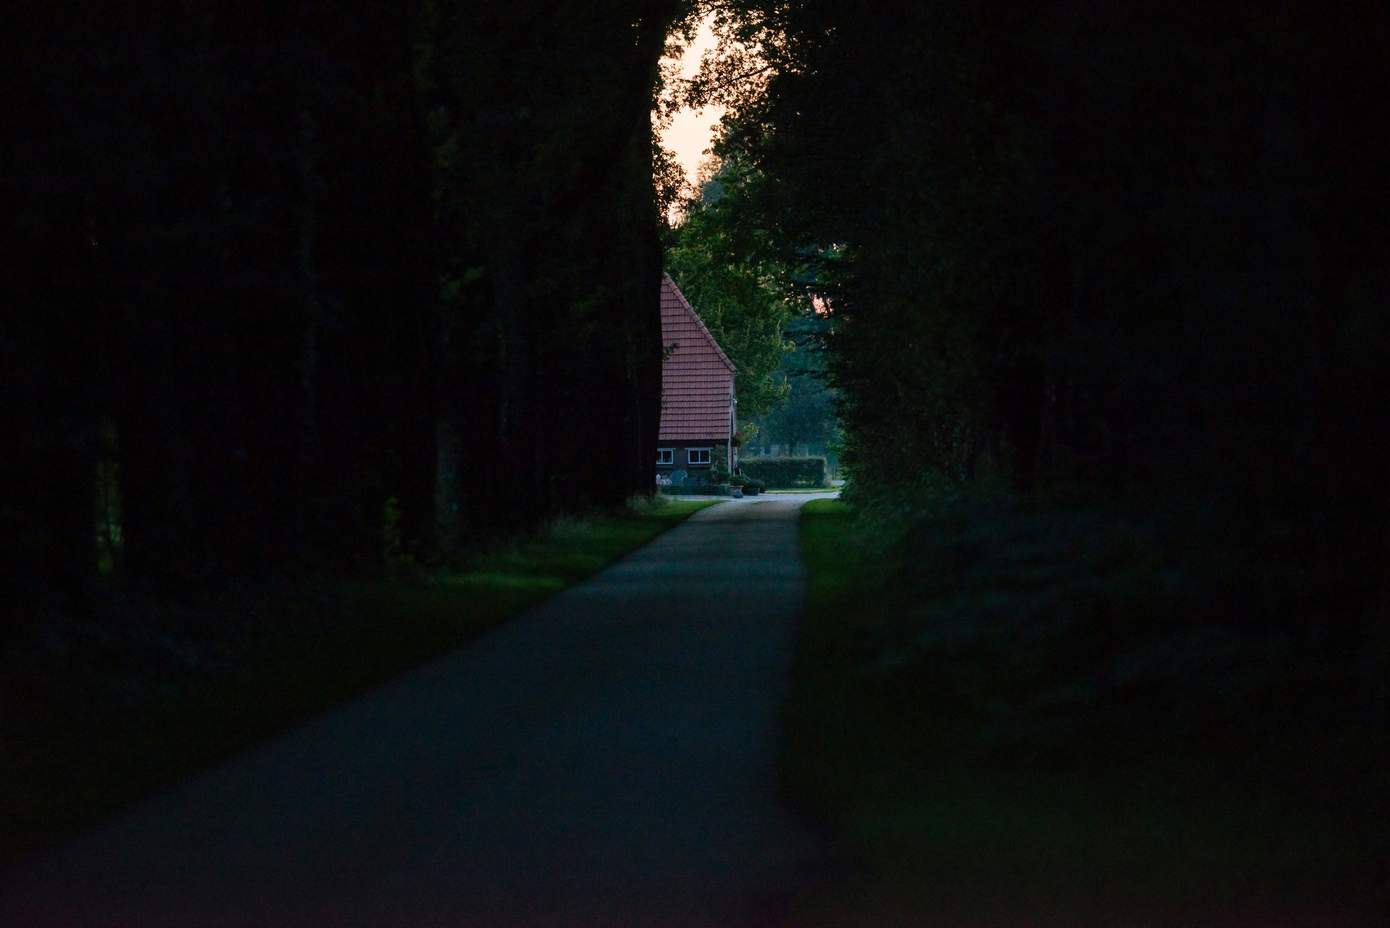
xmin=657 ymin=274 xmax=736 ymax=486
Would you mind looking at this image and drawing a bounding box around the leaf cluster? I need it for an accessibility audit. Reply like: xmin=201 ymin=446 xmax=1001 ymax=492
xmin=665 ymin=152 xmax=799 ymax=420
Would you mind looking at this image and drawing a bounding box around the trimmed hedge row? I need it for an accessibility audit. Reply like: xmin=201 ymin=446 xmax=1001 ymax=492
xmin=740 ymin=457 xmax=829 ymax=489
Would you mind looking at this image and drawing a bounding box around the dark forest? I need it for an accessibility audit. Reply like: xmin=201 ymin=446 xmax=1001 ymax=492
xmin=3 ymin=1 xmax=1388 ymax=921
xmin=6 ymin=1 xmax=679 ymax=595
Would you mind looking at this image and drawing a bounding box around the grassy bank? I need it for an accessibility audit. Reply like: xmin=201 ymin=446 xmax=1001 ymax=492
xmin=3 ymin=497 xmax=716 ymax=869
xmin=786 ymin=499 xmax=1389 ymax=925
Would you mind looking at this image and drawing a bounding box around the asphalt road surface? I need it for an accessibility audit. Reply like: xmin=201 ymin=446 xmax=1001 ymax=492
xmin=1 ymin=495 xmax=827 ymax=927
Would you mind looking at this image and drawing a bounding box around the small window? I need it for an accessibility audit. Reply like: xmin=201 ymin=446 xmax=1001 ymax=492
xmin=656 ymin=448 xmax=674 ymax=465
xmin=688 ymin=448 xmax=712 ymax=465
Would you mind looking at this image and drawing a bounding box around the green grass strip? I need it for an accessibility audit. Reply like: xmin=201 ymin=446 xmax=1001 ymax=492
xmin=4 ymin=498 xmax=717 ymax=868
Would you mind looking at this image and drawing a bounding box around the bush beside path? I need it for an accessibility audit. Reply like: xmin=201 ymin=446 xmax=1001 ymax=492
xmin=781 ymin=499 xmax=1389 ymax=925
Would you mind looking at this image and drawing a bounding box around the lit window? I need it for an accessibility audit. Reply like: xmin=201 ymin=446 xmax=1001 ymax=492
xmin=689 ymin=448 xmax=712 ymax=465
xmin=657 ymin=448 xmax=674 ymax=465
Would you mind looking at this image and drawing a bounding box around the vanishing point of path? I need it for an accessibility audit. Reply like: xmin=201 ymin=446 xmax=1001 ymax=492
xmin=1 ymin=495 xmax=829 ymax=927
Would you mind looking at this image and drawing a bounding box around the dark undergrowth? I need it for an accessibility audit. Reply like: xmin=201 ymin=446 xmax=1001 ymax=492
xmin=0 ymin=497 xmax=715 ymax=870
xmin=785 ymin=498 xmax=1390 ymax=925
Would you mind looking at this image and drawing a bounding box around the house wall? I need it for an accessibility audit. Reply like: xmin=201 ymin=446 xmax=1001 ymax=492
xmin=655 ymin=441 xmax=725 ymax=485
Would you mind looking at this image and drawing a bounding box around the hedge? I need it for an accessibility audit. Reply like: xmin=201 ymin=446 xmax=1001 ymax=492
xmin=739 ymin=457 xmax=828 ymax=489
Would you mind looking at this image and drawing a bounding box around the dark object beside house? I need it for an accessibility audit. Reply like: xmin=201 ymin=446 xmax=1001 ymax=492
xmin=730 ymin=474 xmax=764 ymax=495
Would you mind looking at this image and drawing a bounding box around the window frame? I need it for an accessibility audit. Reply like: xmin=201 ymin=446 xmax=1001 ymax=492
xmin=656 ymin=448 xmax=675 ymax=466
xmin=688 ymin=447 xmax=712 ymax=466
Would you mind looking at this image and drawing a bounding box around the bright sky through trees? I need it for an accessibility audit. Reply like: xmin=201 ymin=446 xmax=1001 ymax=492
xmin=659 ymin=16 xmax=724 ymax=191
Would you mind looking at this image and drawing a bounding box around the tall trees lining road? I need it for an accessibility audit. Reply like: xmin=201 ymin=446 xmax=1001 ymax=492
xmin=697 ymin=0 xmax=1390 ymax=631
xmin=9 ymin=1 xmax=1389 ymax=642
xmin=4 ymin=2 xmax=687 ymax=616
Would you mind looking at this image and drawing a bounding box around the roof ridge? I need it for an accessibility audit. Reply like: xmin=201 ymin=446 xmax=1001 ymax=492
xmin=661 ymin=273 xmax=736 ymax=373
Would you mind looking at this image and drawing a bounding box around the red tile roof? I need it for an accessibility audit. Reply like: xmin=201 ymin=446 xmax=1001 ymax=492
xmin=660 ymin=274 xmax=736 ymax=442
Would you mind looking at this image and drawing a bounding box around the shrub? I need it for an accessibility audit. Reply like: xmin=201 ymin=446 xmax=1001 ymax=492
xmin=708 ymin=443 xmax=730 ymax=483
xmin=741 ymin=457 xmax=828 ymax=489
xmin=731 ymin=473 xmax=767 ymax=493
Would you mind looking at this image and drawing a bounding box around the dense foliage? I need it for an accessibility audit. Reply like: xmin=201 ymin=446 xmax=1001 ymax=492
xmin=663 ymin=155 xmax=794 ymax=421
xmin=699 ymin=0 xmax=1390 ymax=634
xmin=3 ymin=2 xmax=688 ymax=619
xmin=747 ymin=311 xmax=838 ymax=457
xmin=703 ymin=8 xmax=1390 ymax=908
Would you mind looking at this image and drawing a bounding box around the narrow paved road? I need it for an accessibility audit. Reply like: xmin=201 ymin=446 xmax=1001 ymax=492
xmin=1 ymin=496 xmax=826 ymax=927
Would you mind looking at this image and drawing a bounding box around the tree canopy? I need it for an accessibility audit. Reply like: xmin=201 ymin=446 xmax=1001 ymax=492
xmin=663 ymin=154 xmax=796 ymax=422
xmin=750 ymin=310 xmax=838 ymax=457
xmin=686 ymin=0 xmax=1390 ymax=630
xmin=7 ymin=0 xmax=1388 ymax=646
xmin=4 ymin=1 xmax=691 ymax=611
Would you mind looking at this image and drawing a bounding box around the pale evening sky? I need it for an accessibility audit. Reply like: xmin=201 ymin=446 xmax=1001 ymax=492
xmin=658 ymin=17 xmax=724 ymax=192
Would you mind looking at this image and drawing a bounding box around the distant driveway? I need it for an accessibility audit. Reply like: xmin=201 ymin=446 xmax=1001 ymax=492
xmin=1 ymin=496 xmax=824 ymax=927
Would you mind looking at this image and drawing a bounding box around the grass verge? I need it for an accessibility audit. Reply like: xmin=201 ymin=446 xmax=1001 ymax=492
xmin=785 ymin=498 xmax=1388 ymax=925
xmin=3 ymin=497 xmax=717 ymax=869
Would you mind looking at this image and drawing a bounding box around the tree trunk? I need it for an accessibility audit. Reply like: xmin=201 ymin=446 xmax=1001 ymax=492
xmin=296 ymin=105 xmax=322 ymax=555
